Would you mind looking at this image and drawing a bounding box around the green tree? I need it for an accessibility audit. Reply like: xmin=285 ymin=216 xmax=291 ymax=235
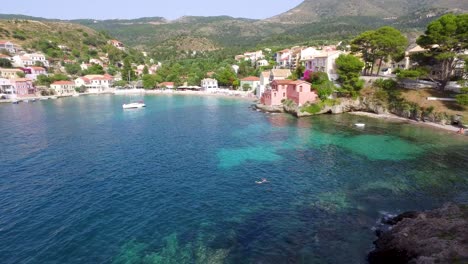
xmin=214 ymin=67 xmax=237 ymax=87
xmin=142 ymin=74 xmax=158 ymax=89
xmin=307 ymin=72 xmax=335 ymax=100
xmin=351 ymin=26 xmax=407 ymax=76
xmin=142 ymin=66 xmax=149 ymax=75
xmin=242 ymin=83 xmax=251 ymax=91
xmin=417 ymin=14 xmax=468 ymax=89
xmin=121 ymin=58 xmax=136 ymax=81
xmin=16 ymin=71 xmax=25 ymax=78
xmin=65 ymin=63 xmax=81 ymax=75
xmin=335 ymin=54 xmax=365 ymax=97
xmin=83 ymin=64 xmax=105 ymax=75
xmin=0 ymin=58 xmax=12 ymax=68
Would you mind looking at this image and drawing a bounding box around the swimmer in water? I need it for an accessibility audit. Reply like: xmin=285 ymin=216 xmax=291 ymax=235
xmin=256 ymin=178 xmax=268 ymax=184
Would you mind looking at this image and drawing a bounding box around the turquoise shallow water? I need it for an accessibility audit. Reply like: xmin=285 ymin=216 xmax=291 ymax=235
xmin=0 ymin=95 xmax=467 ymax=263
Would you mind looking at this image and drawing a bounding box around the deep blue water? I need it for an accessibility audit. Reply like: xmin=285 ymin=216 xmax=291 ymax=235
xmin=0 ymin=95 xmax=467 ymax=264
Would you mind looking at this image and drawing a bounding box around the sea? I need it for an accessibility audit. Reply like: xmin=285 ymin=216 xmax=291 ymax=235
xmin=0 ymin=94 xmax=467 ymax=263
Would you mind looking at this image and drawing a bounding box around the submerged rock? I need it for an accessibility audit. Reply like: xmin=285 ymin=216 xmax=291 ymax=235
xmin=368 ymin=203 xmax=468 ymax=264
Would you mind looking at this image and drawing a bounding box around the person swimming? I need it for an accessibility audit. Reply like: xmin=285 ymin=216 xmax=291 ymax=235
xmin=255 ymin=178 xmax=269 ymax=184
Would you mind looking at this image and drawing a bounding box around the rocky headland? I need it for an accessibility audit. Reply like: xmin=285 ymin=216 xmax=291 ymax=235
xmin=368 ymin=203 xmax=468 ymax=264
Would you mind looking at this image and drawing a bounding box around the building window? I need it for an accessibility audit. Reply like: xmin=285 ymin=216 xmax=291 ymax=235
xmin=283 ymin=92 xmax=285 ymax=97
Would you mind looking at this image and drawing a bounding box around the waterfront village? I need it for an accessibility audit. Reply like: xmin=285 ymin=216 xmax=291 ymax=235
xmin=0 ymin=14 xmax=467 ymax=129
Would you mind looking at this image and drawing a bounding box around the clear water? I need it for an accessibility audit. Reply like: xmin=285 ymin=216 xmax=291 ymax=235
xmin=0 ymin=95 xmax=467 ymax=264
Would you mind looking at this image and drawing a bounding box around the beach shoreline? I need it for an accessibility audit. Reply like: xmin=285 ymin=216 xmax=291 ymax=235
xmin=144 ymin=90 xmax=257 ymax=101
xmin=349 ymin=111 xmax=465 ymax=134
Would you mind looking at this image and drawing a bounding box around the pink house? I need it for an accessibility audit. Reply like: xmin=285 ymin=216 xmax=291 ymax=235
xmin=261 ymin=80 xmax=318 ymax=106
xmin=10 ymin=78 xmax=35 ymax=97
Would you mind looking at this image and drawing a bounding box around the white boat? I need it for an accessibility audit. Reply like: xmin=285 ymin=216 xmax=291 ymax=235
xmin=355 ymin=123 xmax=366 ymax=127
xmin=122 ymin=102 xmax=146 ymax=109
xmin=72 ymin=93 xmax=80 ymax=97
xmin=50 ymin=96 xmax=57 ymax=100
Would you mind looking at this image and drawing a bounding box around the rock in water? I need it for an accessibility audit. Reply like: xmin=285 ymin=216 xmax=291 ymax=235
xmin=368 ymin=203 xmax=468 ymax=264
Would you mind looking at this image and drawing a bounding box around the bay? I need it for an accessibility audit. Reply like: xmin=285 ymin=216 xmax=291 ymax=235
xmin=0 ymin=95 xmax=467 ymax=263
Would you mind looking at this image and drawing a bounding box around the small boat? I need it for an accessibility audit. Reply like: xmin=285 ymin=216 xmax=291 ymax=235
xmin=122 ymin=101 xmax=146 ymax=109
xmin=355 ymin=123 xmax=366 ymax=127
xmin=72 ymin=93 xmax=80 ymax=97
xmin=12 ymin=100 xmax=19 ymax=104
xmin=23 ymin=99 xmax=29 ymax=103
xmin=50 ymin=96 xmax=58 ymax=100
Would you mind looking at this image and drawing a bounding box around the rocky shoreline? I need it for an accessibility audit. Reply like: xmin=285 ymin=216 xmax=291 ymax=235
xmin=255 ymin=96 xmax=466 ymax=134
xmin=368 ymin=204 xmax=468 ymax=264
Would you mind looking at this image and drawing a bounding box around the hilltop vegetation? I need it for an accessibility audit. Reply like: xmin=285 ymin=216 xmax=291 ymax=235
xmin=0 ymin=19 xmax=112 ymax=62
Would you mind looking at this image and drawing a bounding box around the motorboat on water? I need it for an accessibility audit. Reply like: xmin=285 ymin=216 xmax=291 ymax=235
xmin=355 ymin=123 xmax=366 ymax=127
xmin=122 ymin=101 xmax=146 ymax=109
xmin=12 ymin=100 xmax=19 ymax=104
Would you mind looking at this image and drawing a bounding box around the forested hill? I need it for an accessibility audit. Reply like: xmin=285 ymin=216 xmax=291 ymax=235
xmin=1 ymin=0 xmax=466 ymax=60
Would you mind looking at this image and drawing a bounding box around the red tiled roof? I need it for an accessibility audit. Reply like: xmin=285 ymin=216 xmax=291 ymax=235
xmin=29 ymin=66 xmax=45 ymax=70
xmin=241 ymin=76 xmax=260 ymax=81
xmin=160 ymin=82 xmax=174 ymax=86
xmin=272 ymin=80 xmax=295 ymax=85
xmin=52 ymin=81 xmax=74 ymax=85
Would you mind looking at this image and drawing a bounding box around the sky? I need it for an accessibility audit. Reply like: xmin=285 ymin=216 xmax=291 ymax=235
xmin=1 ymin=0 xmax=304 ymax=20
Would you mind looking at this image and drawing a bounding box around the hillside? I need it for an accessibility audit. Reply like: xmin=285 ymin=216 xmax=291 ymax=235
xmin=1 ymin=0 xmax=466 ymax=61
xmin=0 ymin=18 xmax=111 ymax=61
xmin=267 ymin=0 xmax=468 ymax=23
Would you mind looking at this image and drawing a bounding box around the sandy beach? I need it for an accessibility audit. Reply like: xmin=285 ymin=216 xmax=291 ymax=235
xmin=349 ymin=111 xmax=466 ymax=134
xmin=144 ymin=90 xmax=257 ymax=101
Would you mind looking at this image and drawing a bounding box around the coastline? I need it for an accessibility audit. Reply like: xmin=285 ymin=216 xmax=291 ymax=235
xmin=144 ymin=90 xmax=257 ymax=101
xmin=349 ymin=111 xmax=465 ymax=134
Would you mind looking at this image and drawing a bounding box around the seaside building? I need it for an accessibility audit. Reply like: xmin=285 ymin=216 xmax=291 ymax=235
xmin=275 ymin=49 xmax=291 ymax=68
xmin=74 ymin=74 xmax=113 ymax=93
xmin=10 ymin=78 xmax=35 ymax=97
xmin=159 ymin=82 xmax=175 ymax=89
xmin=260 ymin=80 xmax=318 ymax=107
xmin=201 ymin=78 xmax=218 ymax=91
xmin=0 ymin=78 xmax=15 ymax=98
xmin=269 ymin=69 xmax=292 ymax=82
xmin=51 ymin=81 xmax=76 ymax=95
xmin=0 ymin=68 xmax=23 ymax=79
xmin=240 ymin=76 xmax=260 ymax=92
xmin=25 ymin=66 xmax=47 ymax=80
xmin=302 ymin=50 xmax=343 ymax=81
xmin=256 ymin=71 xmax=271 ymax=98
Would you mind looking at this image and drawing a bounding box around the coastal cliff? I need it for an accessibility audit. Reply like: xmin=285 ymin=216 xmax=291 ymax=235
xmin=368 ymin=204 xmax=468 ymax=264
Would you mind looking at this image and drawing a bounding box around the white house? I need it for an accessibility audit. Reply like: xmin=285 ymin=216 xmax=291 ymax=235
xmin=0 ymin=78 xmax=15 ymax=98
xmin=256 ymin=59 xmax=269 ymax=67
xmin=12 ymin=53 xmax=49 ymax=67
xmin=51 ymin=81 xmax=76 ymax=95
xmin=89 ymin=58 xmax=104 ymax=66
xmin=257 ymin=71 xmax=270 ymax=98
xmin=0 ymin=41 xmax=17 ymax=54
xmin=75 ymin=74 xmax=113 ymax=93
xmin=240 ymin=76 xmax=260 ymax=92
xmin=303 ymin=50 xmax=343 ymax=81
xmin=275 ymin=49 xmax=291 ymax=68
xmin=201 ymin=78 xmax=218 ymax=92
